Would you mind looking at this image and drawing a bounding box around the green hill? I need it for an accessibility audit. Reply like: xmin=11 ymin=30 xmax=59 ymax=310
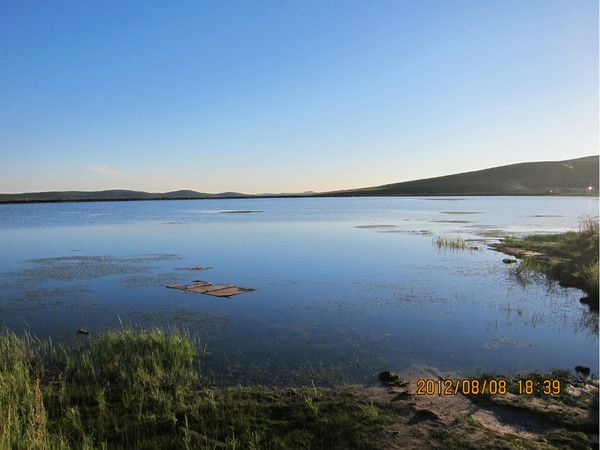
xmin=1 ymin=156 xmax=597 ymax=203
xmin=324 ymin=155 xmax=599 ymax=197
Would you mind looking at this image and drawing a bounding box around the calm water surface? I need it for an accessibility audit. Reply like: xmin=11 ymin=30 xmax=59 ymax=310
xmin=0 ymin=196 xmax=597 ymax=384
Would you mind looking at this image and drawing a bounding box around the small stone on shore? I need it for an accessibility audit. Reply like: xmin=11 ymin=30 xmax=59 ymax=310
xmin=575 ymin=366 xmax=591 ymax=376
xmin=378 ymin=371 xmax=408 ymax=387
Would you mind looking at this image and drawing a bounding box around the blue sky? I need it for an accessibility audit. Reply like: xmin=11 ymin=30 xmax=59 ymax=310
xmin=1 ymin=0 xmax=597 ymax=193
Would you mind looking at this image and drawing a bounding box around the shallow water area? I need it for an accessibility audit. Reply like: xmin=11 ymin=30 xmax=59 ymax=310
xmin=0 ymin=196 xmax=597 ymax=385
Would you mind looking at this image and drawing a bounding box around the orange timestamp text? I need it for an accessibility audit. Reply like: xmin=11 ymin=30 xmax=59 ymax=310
xmin=415 ymin=378 xmax=561 ymax=396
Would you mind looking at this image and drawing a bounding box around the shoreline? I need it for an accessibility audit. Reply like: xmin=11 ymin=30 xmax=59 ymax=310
xmin=491 ymin=223 xmax=599 ymax=311
xmin=1 ymin=327 xmax=597 ymax=449
xmin=0 ymin=192 xmax=597 ymax=205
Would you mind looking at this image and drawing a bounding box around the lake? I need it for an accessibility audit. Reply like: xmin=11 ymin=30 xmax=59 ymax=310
xmin=0 ymin=196 xmax=597 ymax=385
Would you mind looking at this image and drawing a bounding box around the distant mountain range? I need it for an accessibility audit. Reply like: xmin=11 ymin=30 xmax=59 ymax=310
xmin=0 ymin=156 xmax=597 ymax=204
xmin=0 ymin=189 xmax=252 ymax=203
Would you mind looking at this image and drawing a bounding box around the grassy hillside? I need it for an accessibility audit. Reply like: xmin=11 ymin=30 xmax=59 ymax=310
xmin=1 ymin=156 xmax=597 ymax=203
xmin=325 ymin=155 xmax=599 ymax=197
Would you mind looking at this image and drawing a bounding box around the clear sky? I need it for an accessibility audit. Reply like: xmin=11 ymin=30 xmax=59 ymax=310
xmin=1 ymin=0 xmax=597 ymax=194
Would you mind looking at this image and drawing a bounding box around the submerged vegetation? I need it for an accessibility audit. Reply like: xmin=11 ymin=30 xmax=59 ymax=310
xmin=495 ymin=216 xmax=599 ymax=309
xmin=1 ymin=328 xmax=597 ymax=449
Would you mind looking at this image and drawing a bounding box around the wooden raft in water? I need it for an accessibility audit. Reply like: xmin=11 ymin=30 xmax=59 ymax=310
xmin=167 ymin=280 xmax=254 ymax=297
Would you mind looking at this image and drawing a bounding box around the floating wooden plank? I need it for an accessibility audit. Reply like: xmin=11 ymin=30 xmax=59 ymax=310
xmin=167 ymin=280 xmax=254 ymax=297
xmin=189 ymin=281 xmax=211 ymax=287
xmin=187 ymin=284 xmax=233 ymax=294
xmin=206 ymin=287 xmax=251 ymax=297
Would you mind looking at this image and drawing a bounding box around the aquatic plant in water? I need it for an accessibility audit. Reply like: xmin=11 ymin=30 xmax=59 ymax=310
xmin=433 ymin=236 xmax=479 ymax=251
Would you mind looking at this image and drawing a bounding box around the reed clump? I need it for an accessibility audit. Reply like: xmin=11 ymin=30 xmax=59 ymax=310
xmin=434 ymin=236 xmax=478 ymax=251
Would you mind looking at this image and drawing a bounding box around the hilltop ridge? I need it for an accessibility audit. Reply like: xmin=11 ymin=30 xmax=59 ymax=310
xmin=1 ymin=155 xmax=597 ymax=204
xmin=323 ymin=155 xmax=598 ymax=197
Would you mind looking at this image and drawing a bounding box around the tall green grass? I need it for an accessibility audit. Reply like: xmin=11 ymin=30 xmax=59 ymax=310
xmin=0 ymin=331 xmax=54 ymax=449
xmin=47 ymin=328 xmax=199 ymax=448
xmin=0 ymin=328 xmax=391 ymax=449
xmin=0 ymin=328 xmax=199 ymax=449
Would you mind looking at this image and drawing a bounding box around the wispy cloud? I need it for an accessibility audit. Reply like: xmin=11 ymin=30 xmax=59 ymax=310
xmin=83 ymin=165 xmax=178 ymax=190
xmin=86 ymin=165 xmax=127 ymax=179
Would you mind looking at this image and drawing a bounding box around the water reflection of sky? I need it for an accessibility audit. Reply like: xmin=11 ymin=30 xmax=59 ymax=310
xmin=0 ymin=196 xmax=597 ymax=385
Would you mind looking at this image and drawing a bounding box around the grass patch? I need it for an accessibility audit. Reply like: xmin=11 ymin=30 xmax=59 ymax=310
xmin=434 ymin=236 xmax=479 ymax=251
xmin=189 ymin=386 xmax=391 ymax=449
xmin=495 ymin=216 xmax=599 ymax=309
xmin=0 ymin=328 xmax=393 ymax=449
xmin=0 ymin=331 xmax=56 ymax=449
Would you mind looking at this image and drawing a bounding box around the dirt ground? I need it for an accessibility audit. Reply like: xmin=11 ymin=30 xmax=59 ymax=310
xmin=351 ymin=368 xmax=599 ymax=449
